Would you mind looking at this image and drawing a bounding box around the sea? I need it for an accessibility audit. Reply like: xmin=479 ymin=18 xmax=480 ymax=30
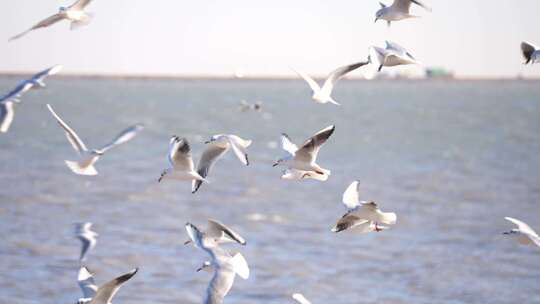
xmin=1 ymin=77 xmax=539 ymax=304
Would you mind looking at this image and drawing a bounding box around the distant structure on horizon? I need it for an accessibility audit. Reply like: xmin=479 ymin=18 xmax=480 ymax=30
xmin=425 ymin=67 xmax=454 ymax=79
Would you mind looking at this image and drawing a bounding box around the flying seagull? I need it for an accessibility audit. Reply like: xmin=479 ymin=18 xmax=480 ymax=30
xmin=332 ymin=181 xmax=397 ymax=233
xmin=185 ymin=223 xmax=250 ymax=304
xmin=369 ymin=41 xmax=419 ymax=72
xmin=184 ymin=219 xmax=247 ymax=246
xmin=158 ymin=136 xmax=208 ymax=184
xmin=292 ymin=293 xmax=312 ymax=304
xmin=292 ymin=62 xmax=369 ymax=105
xmin=191 ymin=134 xmax=252 ymax=193
xmin=273 ymin=125 xmax=335 ymax=177
xmin=521 ymin=42 xmax=540 ymax=64
xmin=75 ymin=222 xmax=98 ymax=262
xmin=0 ymin=65 xmax=62 ymax=133
xmin=503 ymin=217 xmax=540 ymax=247
xmin=47 ymin=104 xmax=144 ymax=175
xmin=87 ymin=268 xmax=138 ymax=304
xmin=375 ymin=0 xmax=431 ymax=27
xmin=278 ymin=134 xmax=329 ymax=181
xmin=239 ymin=100 xmax=263 ymax=112
xmin=9 ymin=0 xmax=95 ymax=41
xmin=77 ymin=267 xmax=97 ymax=304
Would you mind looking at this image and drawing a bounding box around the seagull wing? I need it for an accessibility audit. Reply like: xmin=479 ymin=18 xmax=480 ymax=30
xmin=229 ymin=252 xmax=250 ymax=279
xmin=505 ymin=217 xmax=539 ymax=237
xmin=332 ymin=214 xmax=369 ymax=233
xmin=342 ymin=181 xmax=361 ymax=209
xmin=225 ymin=135 xmax=250 ymax=166
xmin=294 ymin=125 xmax=335 ymax=163
xmin=77 ymin=234 xmax=96 ymax=262
xmin=69 ymin=0 xmax=93 ymax=10
xmin=31 ymin=65 xmax=63 ymax=83
xmin=47 ymin=104 xmax=88 ymax=153
xmin=9 ymin=13 xmax=65 ymax=41
xmin=521 ymin=42 xmax=537 ymax=64
xmin=0 ymin=81 xmax=34 ymax=103
xmin=292 ymin=293 xmax=312 ymax=304
xmin=191 ymin=144 xmax=228 ymax=193
xmin=320 ymin=62 xmax=369 ymax=96
xmin=207 ymin=219 xmax=247 ymax=245
xmin=0 ymin=101 xmax=16 ymax=133
xmin=291 ymin=68 xmax=321 ymax=93
xmin=167 ymin=136 xmax=195 ymax=171
xmin=393 ymin=0 xmax=431 ymax=12
xmin=78 ymin=267 xmax=98 ymax=299
xmin=281 ymin=133 xmax=298 ymax=156
xmin=89 ymin=268 xmax=138 ymax=304
xmin=352 ymin=202 xmax=397 ymax=225
xmin=98 ymin=124 xmax=144 ymax=153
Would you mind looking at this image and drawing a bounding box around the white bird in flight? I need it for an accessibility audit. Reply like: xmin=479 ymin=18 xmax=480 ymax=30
xmin=273 ymin=125 xmax=335 ymax=177
xmin=292 ymin=293 xmax=312 ymax=304
xmin=9 ymin=0 xmax=95 ymax=41
xmin=0 ymin=65 xmax=63 ymax=133
xmin=375 ymin=0 xmax=431 ymax=27
xmin=185 ymin=223 xmax=250 ymax=304
xmin=521 ymin=42 xmax=540 ymax=65
xmin=503 ymin=217 xmax=540 ymax=247
xmin=184 ymin=219 xmax=247 ymax=246
xmin=75 ymin=222 xmax=98 ymax=262
xmin=77 ymin=267 xmax=97 ymax=304
xmin=158 ymin=136 xmax=209 ymax=184
xmin=84 ymin=268 xmax=138 ymax=304
xmin=278 ymin=133 xmax=329 ymax=181
xmin=292 ymin=62 xmax=369 ymax=106
xmin=47 ymin=104 xmax=144 ymax=176
xmin=369 ymin=41 xmax=419 ymax=72
xmin=332 ymin=181 xmax=397 ymax=233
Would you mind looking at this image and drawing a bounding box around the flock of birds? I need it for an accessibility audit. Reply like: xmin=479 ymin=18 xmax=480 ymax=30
xmin=2 ymin=0 xmax=540 ymax=304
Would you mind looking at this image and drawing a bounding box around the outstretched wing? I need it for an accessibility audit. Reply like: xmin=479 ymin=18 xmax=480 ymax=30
xmin=9 ymin=13 xmax=65 ymax=41
xmin=225 ymin=135 xmax=250 ymax=166
xmin=521 ymin=42 xmax=537 ymax=64
xmin=89 ymin=268 xmax=138 ymax=304
xmin=394 ymin=0 xmax=431 ymax=12
xmin=342 ymin=181 xmax=361 ymax=209
xmin=0 ymin=101 xmax=16 ymax=133
xmin=46 ymin=104 xmax=88 ymax=153
xmin=291 ymin=67 xmax=321 ymax=93
xmin=505 ymin=217 xmax=539 ymax=237
xmin=292 ymin=293 xmax=312 ymax=304
xmin=167 ymin=136 xmax=195 ymax=171
xmin=281 ymin=133 xmax=298 ymax=156
xmin=78 ymin=267 xmax=98 ymax=299
xmin=295 ymin=125 xmax=335 ymax=163
xmin=321 ymin=61 xmax=369 ymax=95
xmin=98 ymin=124 xmax=144 ymax=153
xmin=207 ymin=219 xmax=247 ymax=245
xmin=191 ymin=144 xmax=228 ymax=193
xmin=30 ymin=65 xmax=63 ymax=83
xmin=69 ymin=0 xmax=93 ymax=10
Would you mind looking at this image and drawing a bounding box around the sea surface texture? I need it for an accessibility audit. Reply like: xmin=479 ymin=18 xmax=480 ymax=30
xmin=1 ymin=78 xmax=539 ymax=304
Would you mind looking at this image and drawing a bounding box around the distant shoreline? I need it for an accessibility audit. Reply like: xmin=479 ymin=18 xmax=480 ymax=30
xmin=0 ymin=72 xmax=538 ymax=81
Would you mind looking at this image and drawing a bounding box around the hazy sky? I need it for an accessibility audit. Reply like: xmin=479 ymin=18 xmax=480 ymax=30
xmin=1 ymin=0 xmax=540 ymax=77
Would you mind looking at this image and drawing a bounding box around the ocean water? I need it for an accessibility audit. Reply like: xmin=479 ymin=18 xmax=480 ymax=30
xmin=0 ymin=77 xmax=539 ymax=304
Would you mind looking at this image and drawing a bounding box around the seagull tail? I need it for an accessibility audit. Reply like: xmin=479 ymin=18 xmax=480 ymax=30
xmin=65 ymin=160 xmax=98 ymax=176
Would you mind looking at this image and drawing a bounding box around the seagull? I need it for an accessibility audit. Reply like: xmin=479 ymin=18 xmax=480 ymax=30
xmin=0 ymin=65 xmax=63 ymax=133
xmin=185 ymin=223 xmax=250 ymax=304
xmin=158 ymin=136 xmax=208 ymax=184
xmin=86 ymin=268 xmax=138 ymax=304
xmin=521 ymin=42 xmax=540 ymax=64
xmin=9 ymin=0 xmax=95 ymax=41
xmin=184 ymin=219 xmax=247 ymax=246
xmin=503 ymin=217 xmax=540 ymax=247
xmin=292 ymin=62 xmax=369 ymax=105
xmin=191 ymin=134 xmax=252 ymax=193
xmin=292 ymin=293 xmax=312 ymax=304
xmin=75 ymin=222 xmax=98 ymax=262
xmin=47 ymin=104 xmax=144 ymax=176
xmin=369 ymin=41 xmax=419 ymax=72
xmin=239 ymin=100 xmax=262 ymax=112
xmin=331 ymin=181 xmax=397 ymax=233
xmin=375 ymin=0 xmax=431 ymax=27
xmin=77 ymin=267 xmax=97 ymax=304
xmin=273 ymin=125 xmax=335 ymax=177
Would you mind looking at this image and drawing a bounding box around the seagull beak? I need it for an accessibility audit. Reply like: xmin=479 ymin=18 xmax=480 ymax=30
xmin=204 ymin=141 xmax=211 ymax=144
xmin=374 ymin=17 xmax=379 ymax=23
xmin=196 ymin=267 xmax=202 ymax=272
xmin=184 ymin=240 xmax=191 ymax=245
xmin=272 ymin=162 xmax=278 ymax=167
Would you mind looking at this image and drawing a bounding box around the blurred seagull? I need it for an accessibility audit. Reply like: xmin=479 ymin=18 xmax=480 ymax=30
xmin=332 ymin=181 xmax=397 ymax=233
xmin=9 ymin=0 xmax=95 ymax=41
xmin=521 ymin=42 xmax=540 ymax=64
xmin=191 ymin=134 xmax=252 ymax=193
xmin=292 ymin=293 xmax=312 ymax=304
xmin=77 ymin=267 xmax=97 ymax=304
xmin=369 ymin=41 xmax=419 ymax=72
xmin=75 ymin=222 xmax=98 ymax=262
xmin=503 ymin=217 xmax=540 ymax=247
xmin=278 ymin=134 xmax=329 ymax=181
xmin=375 ymin=0 xmax=431 ymax=27
xmin=273 ymin=125 xmax=335 ymax=177
xmin=292 ymin=62 xmax=369 ymax=105
xmin=86 ymin=268 xmax=138 ymax=304
xmin=239 ymin=100 xmax=263 ymax=112
xmin=47 ymin=104 xmax=144 ymax=176
xmin=185 ymin=223 xmax=250 ymax=304
xmin=0 ymin=65 xmax=62 ymax=133
xmin=158 ymin=136 xmax=208 ymax=184
xmin=184 ymin=219 xmax=247 ymax=246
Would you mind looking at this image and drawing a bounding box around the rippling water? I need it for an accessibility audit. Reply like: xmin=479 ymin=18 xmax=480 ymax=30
xmin=1 ymin=77 xmax=540 ymax=304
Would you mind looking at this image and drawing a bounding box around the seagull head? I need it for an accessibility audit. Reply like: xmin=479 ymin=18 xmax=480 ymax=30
xmin=502 ymin=229 xmax=517 ymax=235
xmin=374 ymin=9 xmax=385 ymax=23
xmin=196 ymin=261 xmax=212 ymax=272
xmin=272 ymin=159 xmax=283 ymax=167
xmin=59 ymin=6 xmax=67 ymax=12
xmin=204 ymin=135 xmax=219 ymax=144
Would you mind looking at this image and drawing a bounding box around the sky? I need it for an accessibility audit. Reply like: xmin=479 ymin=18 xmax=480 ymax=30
xmin=1 ymin=0 xmax=540 ymax=78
